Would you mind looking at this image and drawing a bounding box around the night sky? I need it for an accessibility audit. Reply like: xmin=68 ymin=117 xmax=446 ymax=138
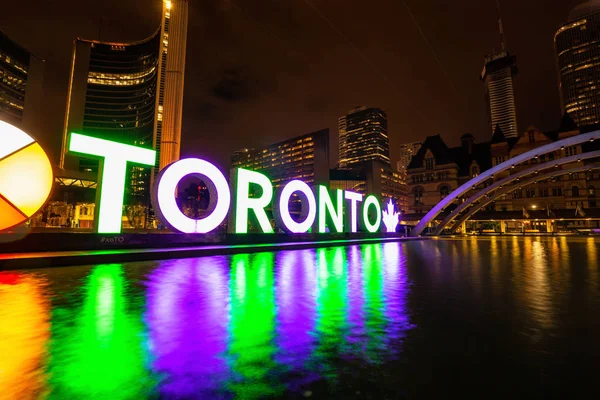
xmin=2 ymin=0 xmax=583 ymax=169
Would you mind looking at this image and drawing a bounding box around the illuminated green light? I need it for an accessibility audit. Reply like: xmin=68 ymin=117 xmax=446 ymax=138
xmin=69 ymin=133 xmax=156 ymax=234
xmin=318 ymin=186 xmax=344 ymax=233
xmin=362 ymin=195 xmax=381 ymax=233
xmin=344 ymin=191 xmax=363 ymax=233
xmin=234 ymin=168 xmax=274 ymax=234
xmin=48 ymin=265 xmax=154 ymax=398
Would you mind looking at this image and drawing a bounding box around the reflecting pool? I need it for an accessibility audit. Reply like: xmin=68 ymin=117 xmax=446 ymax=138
xmin=1 ymin=237 xmax=599 ymax=398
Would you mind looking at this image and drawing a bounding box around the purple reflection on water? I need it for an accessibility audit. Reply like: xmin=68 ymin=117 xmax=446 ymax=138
xmin=275 ymin=250 xmax=317 ymax=382
xmin=382 ymin=243 xmax=413 ymax=344
xmin=347 ymin=245 xmax=366 ymax=348
xmin=145 ymin=257 xmax=230 ymax=397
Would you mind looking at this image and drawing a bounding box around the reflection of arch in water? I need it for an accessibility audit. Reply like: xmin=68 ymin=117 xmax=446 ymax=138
xmin=49 ymin=265 xmax=153 ymax=399
xmin=431 ymin=149 xmax=600 ymax=235
xmin=445 ymin=163 xmax=600 ymax=234
xmin=0 ymin=273 xmax=50 ymax=399
xmin=411 ymin=130 xmax=600 ymax=236
xmin=382 ymin=242 xmax=413 ymax=343
xmin=145 ymin=258 xmax=230 ymax=398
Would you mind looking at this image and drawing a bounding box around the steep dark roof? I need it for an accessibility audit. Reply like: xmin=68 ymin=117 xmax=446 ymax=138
xmin=450 ymin=142 xmax=492 ymax=177
xmin=491 ymin=124 xmax=506 ymax=143
xmin=407 ymin=134 xmax=491 ymax=177
xmin=407 ymin=134 xmax=454 ymax=168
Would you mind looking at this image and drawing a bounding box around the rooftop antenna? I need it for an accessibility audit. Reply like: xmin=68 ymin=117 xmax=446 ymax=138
xmin=496 ymin=0 xmax=506 ymax=51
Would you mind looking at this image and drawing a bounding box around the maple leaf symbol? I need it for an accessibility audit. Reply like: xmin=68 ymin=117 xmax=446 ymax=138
xmin=382 ymin=199 xmax=400 ymax=233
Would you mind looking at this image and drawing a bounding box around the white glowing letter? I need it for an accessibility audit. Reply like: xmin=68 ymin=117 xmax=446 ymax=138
xmin=152 ymin=158 xmax=231 ymax=233
xmin=273 ymin=180 xmax=317 ymax=233
xmin=69 ymin=133 xmax=156 ymax=234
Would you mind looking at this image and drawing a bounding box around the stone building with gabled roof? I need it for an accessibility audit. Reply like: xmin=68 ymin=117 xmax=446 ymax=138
xmin=405 ymin=113 xmax=600 ymax=226
xmin=406 ymin=133 xmax=490 ymax=214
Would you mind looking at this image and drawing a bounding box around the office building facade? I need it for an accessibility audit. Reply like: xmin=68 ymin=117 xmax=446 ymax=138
xmin=60 ymin=0 xmax=188 ymax=203
xmin=0 ymin=30 xmax=44 ymax=135
xmin=231 ymin=129 xmax=330 ymax=188
xmin=481 ymin=50 xmax=519 ymax=139
xmin=397 ymin=141 xmax=422 ymax=178
xmin=555 ymin=1 xmax=600 ymax=127
xmin=338 ymin=107 xmax=390 ymax=167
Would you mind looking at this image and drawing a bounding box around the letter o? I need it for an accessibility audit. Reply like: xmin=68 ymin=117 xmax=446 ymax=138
xmin=273 ymin=180 xmax=316 ymax=233
xmin=152 ymin=158 xmax=231 ymax=233
xmin=362 ymin=195 xmax=382 ymax=233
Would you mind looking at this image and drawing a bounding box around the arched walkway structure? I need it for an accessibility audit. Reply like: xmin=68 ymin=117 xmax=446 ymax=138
xmin=410 ymin=130 xmax=600 ymax=236
xmin=432 ymin=150 xmax=600 ymax=235
xmin=446 ymin=162 xmax=600 ymax=233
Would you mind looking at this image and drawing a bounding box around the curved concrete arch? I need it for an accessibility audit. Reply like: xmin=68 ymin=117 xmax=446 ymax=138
xmin=432 ymin=150 xmax=600 ymax=235
xmin=447 ymin=162 xmax=600 ymax=234
xmin=410 ymin=130 xmax=600 ymax=236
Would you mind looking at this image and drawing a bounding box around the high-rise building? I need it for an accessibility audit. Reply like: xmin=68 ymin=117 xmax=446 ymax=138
xmin=397 ymin=141 xmax=422 ymax=176
xmin=338 ymin=106 xmax=390 ymax=168
xmin=480 ymin=6 xmax=518 ymax=139
xmin=0 ymin=30 xmax=45 ymax=135
xmin=555 ymin=0 xmax=600 ymax=127
xmin=60 ymin=0 xmax=188 ymax=202
xmin=231 ymin=129 xmax=330 ymax=188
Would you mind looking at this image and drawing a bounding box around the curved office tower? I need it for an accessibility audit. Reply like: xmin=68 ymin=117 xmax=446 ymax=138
xmin=0 ymin=30 xmax=45 ymax=134
xmin=61 ymin=0 xmax=188 ymax=202
xmin=555 ymin=1 xmax=600 ymax=128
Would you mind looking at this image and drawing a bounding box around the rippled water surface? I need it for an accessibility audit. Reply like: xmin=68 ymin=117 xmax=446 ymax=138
xmin=1 ymin=237 xmax=600 ymax=399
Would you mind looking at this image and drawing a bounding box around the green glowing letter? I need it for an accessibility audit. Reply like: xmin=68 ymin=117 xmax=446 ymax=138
xmin=344 ymin=191 xmax=363 ymax=233
xmin=318 ymin=186 xmax=344 ymax=233
xmin=361 ymin=195 xmax=382 ymax=233
xmin=69 ymin=133 xmax=156 ymax=234
xmin=232 ymin=168 xmax=274 ymax=234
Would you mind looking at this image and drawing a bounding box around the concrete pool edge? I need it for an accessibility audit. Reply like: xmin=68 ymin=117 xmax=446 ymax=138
xmin=0 ymin=236 xmax=428 ymax=270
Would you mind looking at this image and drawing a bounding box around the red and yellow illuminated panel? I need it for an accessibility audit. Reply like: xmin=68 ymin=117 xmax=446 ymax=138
xmin=0 ymin=121 xmax=53 ymax=231
xmin=0 ymin=272 xmax=51 ymax=398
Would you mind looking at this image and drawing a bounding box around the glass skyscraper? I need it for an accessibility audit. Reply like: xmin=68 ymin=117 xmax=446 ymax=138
xmin=480 ymin=50 xmax=519 ymax=139
xmin=338 ymin=107 xmax=390 ymax=168
xmin=0 ymin=30 xmax=44 ymax=134
xmin=555 ymin=1 xmax=600 ymax=127
xmin=60 ymin=0 xmax=188 ymax=203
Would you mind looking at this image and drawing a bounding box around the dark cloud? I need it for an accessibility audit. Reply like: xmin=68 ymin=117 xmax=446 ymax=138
xmin=2 ymin=0 xmax=584 ymax=169
xmin=211 ymin=65 xmax=275 ymax=102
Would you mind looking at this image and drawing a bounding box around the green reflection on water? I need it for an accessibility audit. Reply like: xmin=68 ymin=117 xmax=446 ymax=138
xmin=361 ymin=244 xmax=386 ymax=363
xmin=228 ymin=253 xmax=282 ymax=398
xmin=47 ymin=265 xmax=155 ymax=399
xmin=313 ymin=247 xmax=349 ymax=379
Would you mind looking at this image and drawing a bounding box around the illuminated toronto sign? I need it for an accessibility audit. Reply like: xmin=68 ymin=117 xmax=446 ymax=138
xmin=0 ymin=123 xmax=401 ymax=235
